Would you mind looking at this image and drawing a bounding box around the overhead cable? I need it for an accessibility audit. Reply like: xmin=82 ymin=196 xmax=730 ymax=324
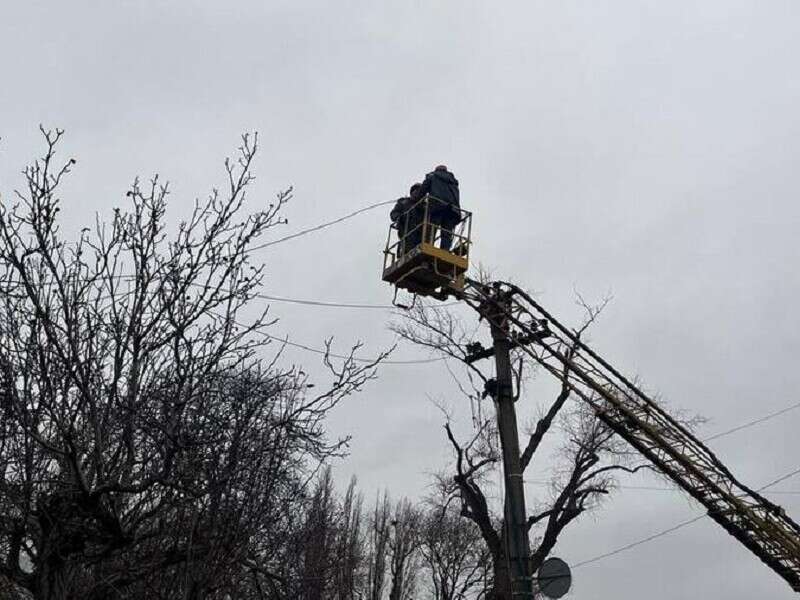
xmin=255 ymin=293 xmax=399 ymax=309
xmin=572 ymin=466 xmax=800 ymax=569
xmin=256 ymin=331 xmax=444 ymax=366
xmin=571 ymin=514 xmax=707 ymax=569
xmin=703 ymin=401 xmax=800 ymax=442
xmin=249 ymin=199 xmax=395 ymax=251
xmin=254 ymin=292 xmax=460 ymax=310
xmin=524 ymin=399 xmax=800 ymax=495
xmin=1 ymin=197 xmax=463 ymax=310
xmin=524 ymin=480 xmax=800 ymax=496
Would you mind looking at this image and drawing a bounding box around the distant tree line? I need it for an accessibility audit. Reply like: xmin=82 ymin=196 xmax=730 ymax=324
xmin=279 ymin=467 xmax=490 ymax=600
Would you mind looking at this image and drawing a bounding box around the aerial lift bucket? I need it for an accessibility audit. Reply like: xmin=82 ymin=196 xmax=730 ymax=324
xmin=382 ymin=195 xmax=471 ymax=306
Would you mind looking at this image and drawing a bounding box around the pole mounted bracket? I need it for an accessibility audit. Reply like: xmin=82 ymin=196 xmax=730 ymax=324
xmin=465 ymin=322 xmax=552 ymax=366
xmin=483 ymin=378 xmax=513 ymax=400
xmin=465 ymin=341 xmax=494 ymax=364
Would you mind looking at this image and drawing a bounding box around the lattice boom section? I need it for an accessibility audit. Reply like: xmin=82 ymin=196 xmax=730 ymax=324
xmin=462 ymin=280 xmax=800 ymax=592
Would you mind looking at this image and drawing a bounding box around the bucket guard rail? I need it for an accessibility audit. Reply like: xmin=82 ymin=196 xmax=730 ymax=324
xmin=382 ymin=195 xmax=472 ymax=304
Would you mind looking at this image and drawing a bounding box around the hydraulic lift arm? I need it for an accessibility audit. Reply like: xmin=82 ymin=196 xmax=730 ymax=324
xmin=460 ymin=278 xmax=800 ymax=592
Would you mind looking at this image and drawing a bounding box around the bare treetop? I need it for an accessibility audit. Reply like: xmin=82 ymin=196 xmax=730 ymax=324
xmin=0 ymin=129 xmax=389 ymax=598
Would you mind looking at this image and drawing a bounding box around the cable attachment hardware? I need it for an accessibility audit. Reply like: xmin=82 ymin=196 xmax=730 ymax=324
xmin=483 ymin=377 xmax=513 ymax=400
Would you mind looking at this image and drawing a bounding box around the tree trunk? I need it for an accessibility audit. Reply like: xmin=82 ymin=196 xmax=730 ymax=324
xmin=34 ymin=554 xmax=70 ymax=600
xmin=389 ymin=572 xmax=404 ymax=600
xmin=489 ymin=555 xmax=513 ymax=600
xmin=33 ymin=493 xmax=82 ymax=600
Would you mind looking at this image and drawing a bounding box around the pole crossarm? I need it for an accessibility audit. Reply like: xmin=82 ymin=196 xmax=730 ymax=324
xmin=459 ymin=279 xmax=800 ymax=592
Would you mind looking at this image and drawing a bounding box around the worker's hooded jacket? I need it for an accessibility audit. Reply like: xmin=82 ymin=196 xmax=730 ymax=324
xmin=420 ymin=169 xmax=460 ymax=218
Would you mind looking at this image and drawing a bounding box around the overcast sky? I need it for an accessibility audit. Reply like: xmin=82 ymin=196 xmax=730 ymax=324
xmin=2 ymin=2 xmax=800 ymax=598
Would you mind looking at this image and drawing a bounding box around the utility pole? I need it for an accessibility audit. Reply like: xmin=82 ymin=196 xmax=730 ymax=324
xmin=486 ymin=288 xmax=535 ymax=599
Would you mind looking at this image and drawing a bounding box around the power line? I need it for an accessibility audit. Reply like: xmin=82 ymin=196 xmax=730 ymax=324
xmin=572 ymin=514 xmax=707 ymax=569
xmin=524 ymin=480 xmax=800 ymax=496
xmin=254 ymin=292 xmax=460 ymax=310
xmin=3 ymin=199 xmax=394 ymax=288
xmin=526 ymin=402 xmax=800 ymax=567
xmin=256 ymin=331 xmax=444 ymax=366
xmin=6 ymin=277 xmax=456 ymax=312
xmin=246 ymin=197 xmax=461 ymax=308
xmin=703 ymin=401 xmax=800 ymax=442
xmin=572 ymin=466 xmax=800 ymax=569
xmin=249 ymin=199 xmax=395 ymax=251
xmin=524 ymin=398 xmax=800 ymax=495
xmin=759 ymin=467 xmax=800 ymax=492
xmin=1 ymin=195 xmax=460 ymax=310
xmin=256 ymin=293 xmax=399 ymax=310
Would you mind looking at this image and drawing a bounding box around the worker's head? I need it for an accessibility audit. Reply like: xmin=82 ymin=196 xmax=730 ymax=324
xmin=409 ymin=183 xmax=421 ymax=194
xmin=435 ymin=164 xmax=448 ymax=172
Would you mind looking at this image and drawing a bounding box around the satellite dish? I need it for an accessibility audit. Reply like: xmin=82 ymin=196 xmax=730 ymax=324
xmin=537 ymin=557 xmax=572 ymax=599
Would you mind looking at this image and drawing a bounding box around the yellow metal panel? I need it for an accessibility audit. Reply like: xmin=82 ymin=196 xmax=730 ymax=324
xmin=419 ymin=243 xmax=469 ymax=270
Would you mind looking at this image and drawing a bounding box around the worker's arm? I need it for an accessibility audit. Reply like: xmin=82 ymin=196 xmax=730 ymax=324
xmin=418 ymin=173 xmax=433 ymax=197
xmin=390 ymin=198 xmax=406 ymax=222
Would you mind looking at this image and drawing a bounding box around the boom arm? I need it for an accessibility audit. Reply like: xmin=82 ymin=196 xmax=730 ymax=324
xmin=460 ymin=279 xmax=800 ymax=592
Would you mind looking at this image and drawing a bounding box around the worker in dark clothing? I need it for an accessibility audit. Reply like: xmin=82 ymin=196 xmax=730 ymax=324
xmin=390 ymin=195 xmax=411 ymax=254
xmin=409 ymin=182 xmax=423 ymax=203
xmin=390 ymin=183 xmax=425 ymax=255
xmin=418 ymin=165 xmax=460 ymax=251
xmin=406 ymin=183 xmax=424 ymax=250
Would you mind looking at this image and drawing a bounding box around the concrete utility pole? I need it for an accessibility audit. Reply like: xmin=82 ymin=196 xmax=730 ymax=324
xmin=488 ymin=292 xmax=535 ymax=599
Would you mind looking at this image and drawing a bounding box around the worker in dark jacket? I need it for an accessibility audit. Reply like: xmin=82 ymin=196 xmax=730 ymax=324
xmin=405 ymin=183 xmax=424 ymax=250
xmin=409 ymin=182 xmax=423 ymax=204
xmin=390 ymin=183 xmax=425 ymax=255
xmin=390 ymin=195 xmax=411 ymax=254
xmin=418 ymin=165 xmax=460 ymax=250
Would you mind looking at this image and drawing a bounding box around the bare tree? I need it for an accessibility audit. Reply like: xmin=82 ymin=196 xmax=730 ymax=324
xmin=419 ymin=488 xmax=490 ymax=600
xmin=387 ymin=498 xmax=421 ymax=600
xmin=332 ymin=477 xmax=364 ymax=600
xmin=296 ymin=468 xmax=338 ymax=600
xmin=0 ymin=128 xmax=388 ymax=599
xmin=392 ymin=293 xmax=648 ymax=599
xmin=365 ymin=491 xmax=391 ymax=600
